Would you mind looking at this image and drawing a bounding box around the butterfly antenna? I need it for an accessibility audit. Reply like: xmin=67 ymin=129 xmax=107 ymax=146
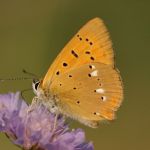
xmin=0 ymin=77 xmax=33 ymax=82
xmin=22 ymin=69 xmax=38 ymax=78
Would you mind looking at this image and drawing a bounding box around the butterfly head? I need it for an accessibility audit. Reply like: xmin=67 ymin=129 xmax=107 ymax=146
xmin=32 ymin=78 xmax=41 ymax=96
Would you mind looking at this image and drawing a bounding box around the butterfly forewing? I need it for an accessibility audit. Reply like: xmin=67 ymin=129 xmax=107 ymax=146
xmin=40 ymin=17 xmax=123 ymax=128
xmin=50 ymin=63 xmax=123 ymax=127
xmin=42 ymin=18 xmax=114 ymax=88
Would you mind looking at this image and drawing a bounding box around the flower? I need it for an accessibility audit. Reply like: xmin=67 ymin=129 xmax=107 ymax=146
xmin=0 ymin=92 xmax=94 ymax=150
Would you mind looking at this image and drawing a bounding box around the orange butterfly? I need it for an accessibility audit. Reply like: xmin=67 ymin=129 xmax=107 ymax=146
xmin=32 ymin=18 xmax=123 ymax=128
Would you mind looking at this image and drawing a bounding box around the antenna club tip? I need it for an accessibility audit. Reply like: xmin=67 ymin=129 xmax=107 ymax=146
xmin=22 ymin=69 xmax=26 ymax=73
xmin=22 ymin=69 xmax=38 ymax=78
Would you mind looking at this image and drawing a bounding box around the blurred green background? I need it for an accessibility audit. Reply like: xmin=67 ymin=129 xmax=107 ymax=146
xmin=0 ymin=0 xmax=150 ymax=150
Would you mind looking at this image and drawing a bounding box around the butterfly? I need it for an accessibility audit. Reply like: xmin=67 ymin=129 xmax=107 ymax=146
xmin=32 ymin=17 xmax=123 ymax=128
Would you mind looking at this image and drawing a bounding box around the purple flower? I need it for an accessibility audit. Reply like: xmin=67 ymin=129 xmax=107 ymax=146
xmin=0 ymin=92 xmax=94 ymax=150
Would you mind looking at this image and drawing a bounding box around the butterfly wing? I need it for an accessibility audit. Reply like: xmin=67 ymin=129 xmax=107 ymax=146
xmin=42 ymin=18 xmax=114 ymax=88
xmin=50 ymin=63 xmax=123 ymax=128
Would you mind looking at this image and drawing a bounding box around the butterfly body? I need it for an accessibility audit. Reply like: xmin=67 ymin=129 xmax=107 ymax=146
xmin=32 ymin=18 xmax=123 ymax=128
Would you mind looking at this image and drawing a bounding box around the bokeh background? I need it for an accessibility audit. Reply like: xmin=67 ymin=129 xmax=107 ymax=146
xmin=0 ymin=0 xmax=150 ymax=150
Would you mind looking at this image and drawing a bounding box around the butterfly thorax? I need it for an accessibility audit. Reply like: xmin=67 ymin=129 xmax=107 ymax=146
xmin=32 ymin=79 xmax=60 ymax=114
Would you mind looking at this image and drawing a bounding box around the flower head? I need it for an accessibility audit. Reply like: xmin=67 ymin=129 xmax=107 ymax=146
xmin=0 ymin=92 xmax=94 ymax=150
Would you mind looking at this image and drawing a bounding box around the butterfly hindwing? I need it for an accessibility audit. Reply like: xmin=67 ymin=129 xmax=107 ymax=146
xmin=42 ymin=18 xmax=114 ymax=88
xmin=50 ymin=63 xmax=123 ymax=128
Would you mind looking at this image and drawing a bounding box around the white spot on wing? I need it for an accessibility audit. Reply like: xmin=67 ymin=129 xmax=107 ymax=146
xmin=96 ymin=88 xmax=105 ymax=93
xmin=91 ymin=65 xmax=96 ymax=69
xmin=101 ymin=96 xmax=107 ymax=101
xmin=96 ymin=112 xmax=100 ymax=116
xmin=91 ymin=70 xmax=98 ymax=76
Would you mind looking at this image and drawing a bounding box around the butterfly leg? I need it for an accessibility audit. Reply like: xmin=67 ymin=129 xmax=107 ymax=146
xmin=27 ymin=96 xmax=39 ymax=114
xmin=52 ymin=113 xmax=58 ymax=132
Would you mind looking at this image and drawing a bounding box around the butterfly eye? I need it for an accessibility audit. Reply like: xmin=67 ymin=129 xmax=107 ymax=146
xmin=34 ymin=82 xmax=40 ymax=90
xmin=32 ymin=80 xmax=40 ymax=95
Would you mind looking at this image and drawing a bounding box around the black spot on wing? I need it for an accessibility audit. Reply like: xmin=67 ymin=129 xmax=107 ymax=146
xmin=71 ymin=50 xmax=78 ymax=58
xmin=88 ymin=74 xmax=91 ymax=77
xmin=77 ymin=101 xmax=80 ymax=104
xmin=89 ymin=65 xmax=92 ymax=69
xmin=56 ymin=71 xmax=60 ymax=75
xmin=85 ymin=51 xmax=90 ymax=54
xmin=90 ymin=42 xmax=93 ymax=45
xmin=63 ymin=62 xmax=68 ymax=67
xmin=69 ymin=75 xmax=72 ymax=78
xmin=94 ymin=112 xmax=96 ymax=115
xmin=90 ymin=56 xmax=95 ymax=61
